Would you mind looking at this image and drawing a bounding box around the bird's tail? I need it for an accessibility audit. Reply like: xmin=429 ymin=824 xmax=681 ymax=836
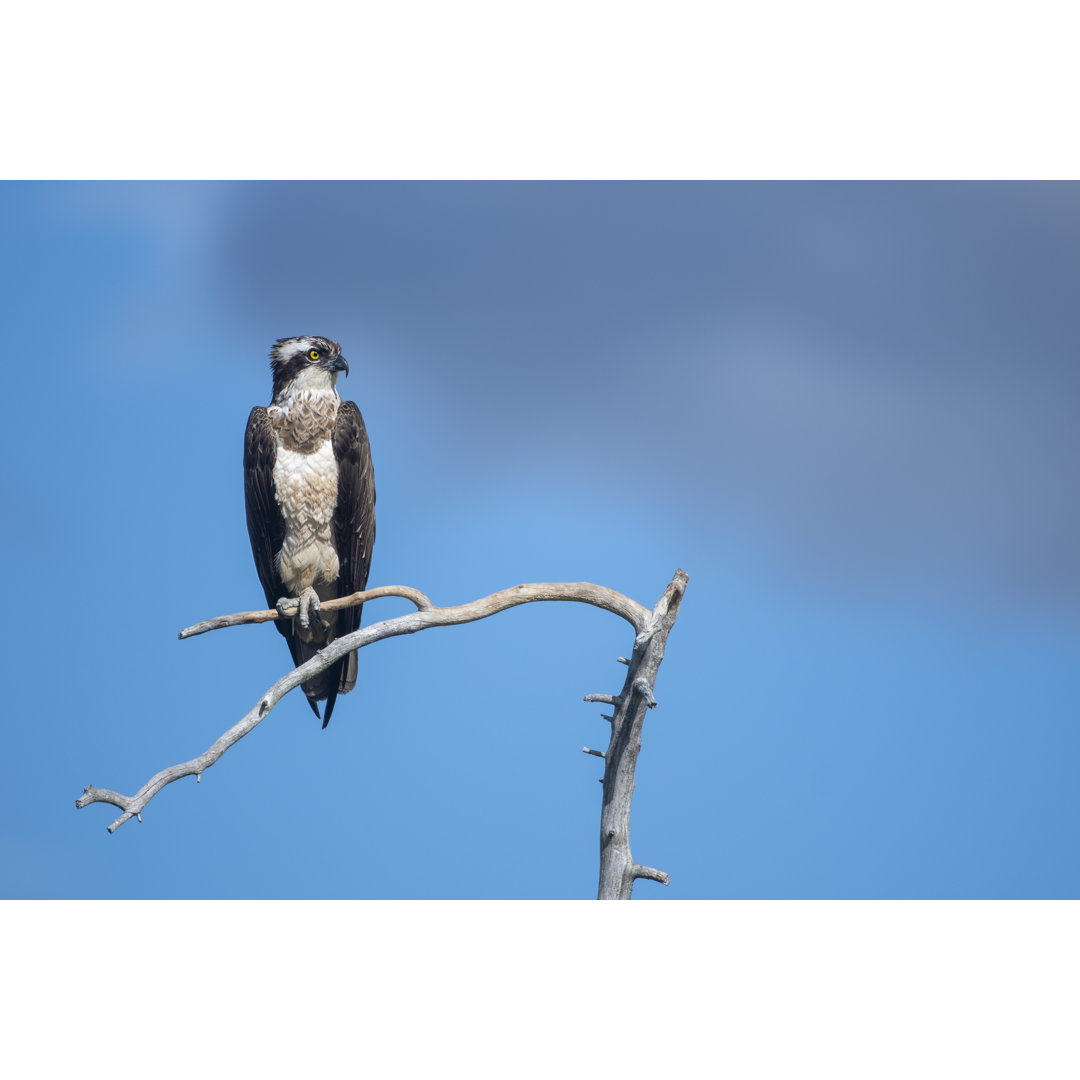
xmin=295 ymin=641 xmax=358 ymax=728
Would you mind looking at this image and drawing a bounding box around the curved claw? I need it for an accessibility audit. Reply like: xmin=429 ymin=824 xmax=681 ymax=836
xmin=300 ymin=587 xmax=320 ymax=630
xmin=276 ymin=588 xmax=325 ymax=634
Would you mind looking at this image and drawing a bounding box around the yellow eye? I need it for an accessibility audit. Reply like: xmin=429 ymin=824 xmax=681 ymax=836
xmin=309 ymin=349 xmax=320 ymax=360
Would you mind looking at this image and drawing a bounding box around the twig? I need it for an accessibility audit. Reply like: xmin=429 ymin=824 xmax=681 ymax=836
xmin=632 ymin=864 xmax=671 ymax=886
xmin=177 ymin=585 xmax=434 ymax=638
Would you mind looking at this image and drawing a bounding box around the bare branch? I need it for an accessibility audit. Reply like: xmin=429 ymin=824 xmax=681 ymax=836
xmin=79 ymin=580 xmax=652 ymax=832
xmin=177 ymin=585 xmax=435 ymax=638
xmin=80 ymin=570 xmax=688 ymax=901
xmin=632 ymin=864 xmax=671 ymax=886
xmin=596 ymin=568 xmax=688 ymax=899
xmin=178 ymin=581 xmax=647 ymax=640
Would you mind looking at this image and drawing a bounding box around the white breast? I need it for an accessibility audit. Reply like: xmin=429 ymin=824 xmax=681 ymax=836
xmin=272 ymin=437 xmax=341 ymax=595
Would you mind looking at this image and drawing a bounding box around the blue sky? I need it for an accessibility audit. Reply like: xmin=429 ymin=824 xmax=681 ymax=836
xmin=2 ymin=181 xmax=1078 ymax=898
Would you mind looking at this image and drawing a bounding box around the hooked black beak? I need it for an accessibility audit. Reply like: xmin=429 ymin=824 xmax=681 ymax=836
xmin=323 ymin=355 xmax=349 ymax=376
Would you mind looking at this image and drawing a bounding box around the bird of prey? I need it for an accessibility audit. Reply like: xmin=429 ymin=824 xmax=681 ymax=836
xmin=243 ymin=336 xmax=375 ymax=727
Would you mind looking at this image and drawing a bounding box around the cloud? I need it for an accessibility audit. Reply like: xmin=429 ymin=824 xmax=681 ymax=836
xmin=210 ymin=181 xmax=1080 ymax=609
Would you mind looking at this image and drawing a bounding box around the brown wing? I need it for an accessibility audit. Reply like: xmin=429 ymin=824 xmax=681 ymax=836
xmin=245 ymin=405 xmax=339 ymax=724
xmin=331 ymin=399 xmax=376 ymax=693
xmin=243 ymin=407 xmax=302 ymax=661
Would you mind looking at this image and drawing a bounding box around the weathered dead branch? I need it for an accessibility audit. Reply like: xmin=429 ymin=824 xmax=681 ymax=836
xmin=590 ymin=568 xmax=687 ymax=899
xmin=177 ymin=582 xmax=648 ymax=639
xmin=176 ymin=585 xmax=435 ymax=638
xmin=77 ymin=572 xmax=687 ymax=900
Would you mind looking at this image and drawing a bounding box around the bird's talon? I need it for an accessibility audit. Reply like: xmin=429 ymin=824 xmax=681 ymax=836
xmin=297 ymin=586 xmax=320 ymax=631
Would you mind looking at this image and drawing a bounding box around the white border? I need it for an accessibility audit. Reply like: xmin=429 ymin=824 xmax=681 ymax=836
xmin=4 ymin=1 xmax=1079 ymax=178
xmin=3 ymin=902 xmax=1078 ymax=1078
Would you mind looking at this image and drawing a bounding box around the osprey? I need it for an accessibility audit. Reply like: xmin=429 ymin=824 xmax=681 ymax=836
xmin=243 ymin=336 xmax=375 ymax=727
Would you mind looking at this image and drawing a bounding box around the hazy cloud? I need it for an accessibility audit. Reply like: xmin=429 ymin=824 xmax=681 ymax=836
xmin=214 ymin=182 xmax=1080 ymax=608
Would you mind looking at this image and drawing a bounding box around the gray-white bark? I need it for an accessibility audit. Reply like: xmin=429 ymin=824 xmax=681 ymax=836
xmin=77 ymin=572 xmax=688 ymax=898
xmin=591 ymin=569 xmax=687 ymax=899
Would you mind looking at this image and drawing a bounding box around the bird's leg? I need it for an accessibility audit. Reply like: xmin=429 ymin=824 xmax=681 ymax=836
xmin=276 ymin=586 xmax=322 ymax=631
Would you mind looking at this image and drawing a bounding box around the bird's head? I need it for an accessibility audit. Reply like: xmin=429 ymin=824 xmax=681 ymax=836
xmin=269 ymin=336 xmax=349 ymax=401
